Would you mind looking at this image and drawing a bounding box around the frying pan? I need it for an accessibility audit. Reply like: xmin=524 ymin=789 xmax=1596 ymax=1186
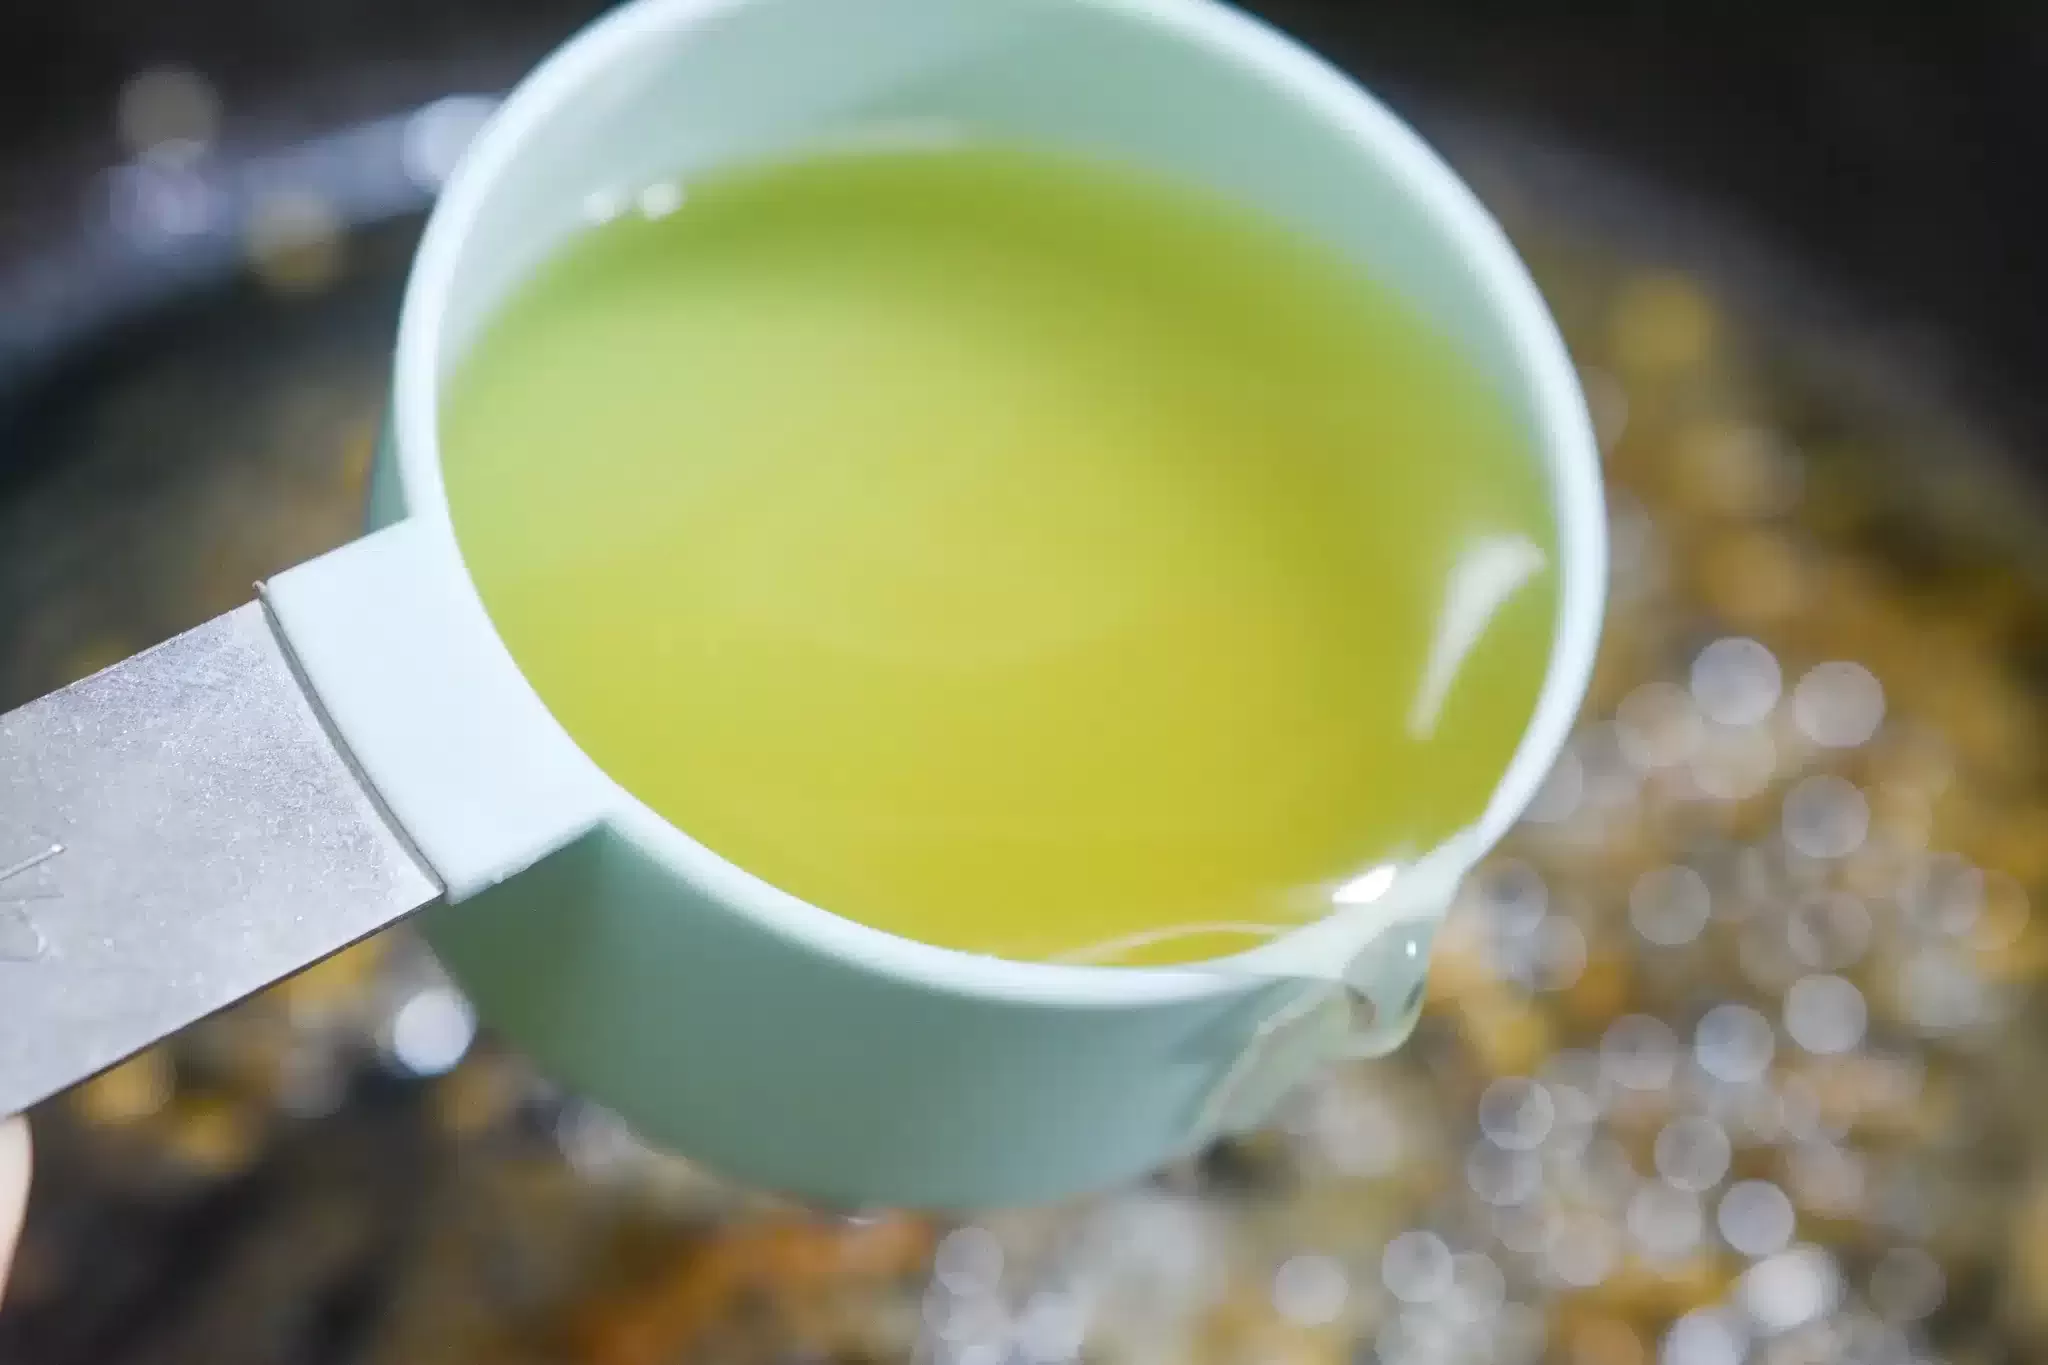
xmin=1 ymin=5 xmax=2045 ymax=1362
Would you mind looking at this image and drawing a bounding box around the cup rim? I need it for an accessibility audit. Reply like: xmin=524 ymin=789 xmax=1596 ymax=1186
xmin=392 ymin=0 xmax=1606 ymax=1009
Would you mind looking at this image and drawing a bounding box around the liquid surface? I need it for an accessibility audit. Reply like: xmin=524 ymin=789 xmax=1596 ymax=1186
xmin=442 ymin=142 xmax=1557 ymax=964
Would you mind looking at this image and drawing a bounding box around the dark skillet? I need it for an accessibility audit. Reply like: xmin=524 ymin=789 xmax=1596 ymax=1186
xmin=0 ymin=6 xmax=2045 ymax=1363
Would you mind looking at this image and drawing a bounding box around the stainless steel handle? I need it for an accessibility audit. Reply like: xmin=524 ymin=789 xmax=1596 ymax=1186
xmin=0 ymin=603 xmax=442 ymax=1117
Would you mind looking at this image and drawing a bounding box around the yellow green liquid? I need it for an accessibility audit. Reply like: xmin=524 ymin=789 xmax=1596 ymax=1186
xmin=442 ymin=142 xmax=1557 ymax=965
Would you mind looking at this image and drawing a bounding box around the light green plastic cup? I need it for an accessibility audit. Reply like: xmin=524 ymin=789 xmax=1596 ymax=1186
xmin=260 ymin=0 xmax=1604 ymax=1209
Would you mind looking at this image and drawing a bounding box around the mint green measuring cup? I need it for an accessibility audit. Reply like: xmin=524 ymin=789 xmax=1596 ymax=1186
xmin=1 ymin=0 xmax=1603 ymax=1210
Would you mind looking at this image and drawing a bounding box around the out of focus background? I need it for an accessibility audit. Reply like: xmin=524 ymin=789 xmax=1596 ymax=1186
xmin=4 ymin=5 xmax=2048 ymax=1364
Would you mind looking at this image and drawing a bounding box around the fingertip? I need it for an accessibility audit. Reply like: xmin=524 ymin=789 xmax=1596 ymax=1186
xmin=0 ymin=1116 xmax=28 ymax=1305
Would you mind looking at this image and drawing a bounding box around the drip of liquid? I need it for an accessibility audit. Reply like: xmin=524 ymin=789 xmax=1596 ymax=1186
xmin=442 ymin=141 xmax=1557 ymax=965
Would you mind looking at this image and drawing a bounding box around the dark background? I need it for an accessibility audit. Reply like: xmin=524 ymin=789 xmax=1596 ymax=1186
xmin=3 ymin=2 xmax=2045 ymax=447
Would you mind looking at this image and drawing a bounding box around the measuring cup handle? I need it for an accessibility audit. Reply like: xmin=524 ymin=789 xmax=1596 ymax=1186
xmin=265 ymin=519 xmax=614 ymax=899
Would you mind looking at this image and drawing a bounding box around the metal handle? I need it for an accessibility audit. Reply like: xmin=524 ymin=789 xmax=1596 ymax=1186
xmin=0 ymin=603 xmax=441 ymax=1118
